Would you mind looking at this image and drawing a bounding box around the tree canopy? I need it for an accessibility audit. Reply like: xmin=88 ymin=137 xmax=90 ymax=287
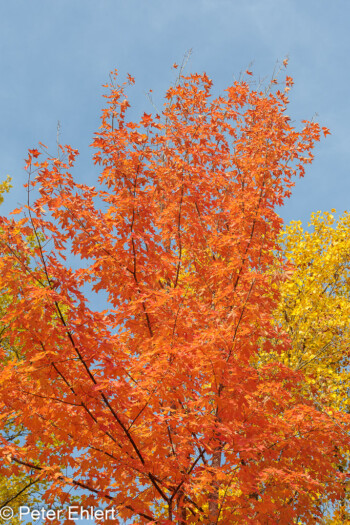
xmin=0 ymin=67 xmax=348 ymax=524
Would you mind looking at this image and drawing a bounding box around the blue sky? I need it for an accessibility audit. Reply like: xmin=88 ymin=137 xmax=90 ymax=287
xmin=1 ymin=0 xmax=349 ymax=522
xmin=1 ymin=0 xmax=349 ymax=226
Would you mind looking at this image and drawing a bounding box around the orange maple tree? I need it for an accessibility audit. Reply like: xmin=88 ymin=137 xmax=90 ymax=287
xmin=0 ymin=68 xmax=348 ymax=524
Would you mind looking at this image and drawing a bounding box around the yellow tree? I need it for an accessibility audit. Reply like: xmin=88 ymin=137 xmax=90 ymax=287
xmin=270 ymin=210 xmax=350 ymax=522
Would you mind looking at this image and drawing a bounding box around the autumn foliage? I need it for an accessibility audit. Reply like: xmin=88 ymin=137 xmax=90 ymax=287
xmin=0 ymin=67 xmax=349 ymax=524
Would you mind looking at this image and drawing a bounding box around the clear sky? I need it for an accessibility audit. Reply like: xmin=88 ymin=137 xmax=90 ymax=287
xmin=0 ymin=0 xmax=349 ymax=522
xmin=1 ymin=0 xmax=349 ymax=225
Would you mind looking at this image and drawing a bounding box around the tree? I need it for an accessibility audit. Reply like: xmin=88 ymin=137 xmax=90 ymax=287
xmin=0 ymin=67 xmax=348 ymax=524
xmin=0 ymin=178 xmax=43 ymax=524
xmin=269 ymin=210 xmax=350 ymax=523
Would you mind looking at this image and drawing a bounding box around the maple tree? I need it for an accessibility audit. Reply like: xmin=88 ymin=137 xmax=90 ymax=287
xmin=0 ymin=179 xmax=44 ymax=523
xmin=0 ymin=66 xmax=349 ymax=524
xmin=0 ymin=318 xmax=43 ymax=525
